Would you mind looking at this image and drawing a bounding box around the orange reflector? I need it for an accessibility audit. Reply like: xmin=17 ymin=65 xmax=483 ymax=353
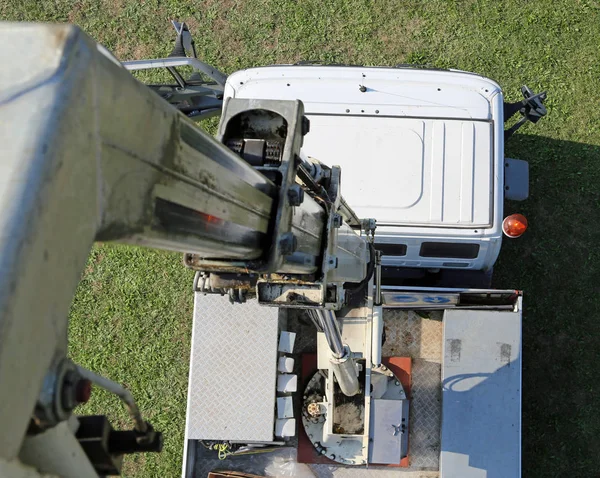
xmin=502 ymin=214 xmax=528 ymax=238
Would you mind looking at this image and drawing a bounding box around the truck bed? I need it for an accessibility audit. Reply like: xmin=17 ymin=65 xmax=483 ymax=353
xmin=184 ymin=295 xmax=521 ymax=478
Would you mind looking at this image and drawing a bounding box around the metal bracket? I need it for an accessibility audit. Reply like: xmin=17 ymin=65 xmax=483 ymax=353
xmin=76 ymin=415 xmax=162 ymax=476
xmin=504 ymin=158 xmax=529 ymax=201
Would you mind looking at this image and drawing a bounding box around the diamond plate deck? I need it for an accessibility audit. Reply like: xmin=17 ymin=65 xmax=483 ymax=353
xmin=186 ymin=294 xmax=279 ymax=442
xmin=382 ymin=310 xmax=443 ymax=471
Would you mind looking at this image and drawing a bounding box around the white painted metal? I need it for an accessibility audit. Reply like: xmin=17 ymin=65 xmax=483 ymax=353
xmin=329 ymin=346 xmax=361 ymax=397
xmin=302 ymin=368 xmax=369 ymax=466
xmin=0 ymin=23 xmax=520 ymax=477
xmin=277 ymin=374 xmax=298 ymax=393
xmin=19 ymin=419 xmax=97 ymax=478
xmin=225 ymin=66 xmax=505 ymax=271
xmin=371 ymin=306 xmax=383 ymax=366
xmin=0 ymin=459 xmax=48 ymax=478
xmin=0 ymin=23 xmax=99 ymax=462
xmin=368 ymin=399 xmax=409 ymax=464
xmin=330 ymin=222 xmax=371 ymax=283
xmin=276 ymin=397 xmax=294 ymax=419
xmin=275 ymin=418 xmax=296 ymax=437
xmin=305 ymin=305 xmax=374 ymax=465
xmin=0 ymin=22 xmax=280 ymax=475
xmin=440 ymin=304 xmax=522 ymax=478
xmin=278 ymin=356 xmax=294 ymax=373
xmin=374 ymin=232 xmax=501 ymax=270
xmin=303 ymin=284 xmax=409 ymax=466
xmin=225 ymin=66 xmax=500 ymax=120
xmin=382 ymin=285 xmax=518 ymax=294
xmin=316 ymin=311 xmax=368 ymax=370
xmin=301 ymin=116 xmax=493 ymax=228
xmin=278 ymin=331 xmax=296 ymax=353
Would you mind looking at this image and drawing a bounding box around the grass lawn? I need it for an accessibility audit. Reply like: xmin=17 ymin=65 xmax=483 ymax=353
xmin=3 ymin=0 xmax=600 ymax=476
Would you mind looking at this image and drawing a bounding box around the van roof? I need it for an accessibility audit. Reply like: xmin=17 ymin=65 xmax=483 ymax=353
xmin=227 ymin=66 xmax=500 ymax=227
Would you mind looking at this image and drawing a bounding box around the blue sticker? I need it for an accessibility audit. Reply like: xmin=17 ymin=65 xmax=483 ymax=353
xmin=391 ymin=295 xmax=418 ymax=303
xmin=423 ymin=296 xmax=451 ymax=304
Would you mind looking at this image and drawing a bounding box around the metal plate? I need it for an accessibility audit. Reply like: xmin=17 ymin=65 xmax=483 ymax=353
xmin=310 ymin=465 xmax=440 ymax=477
xmin=382 ymin=309 xmax=442 ymax=470
xmin=369 ymin=399 xmax=409 ymax=464
xmin=408 ymin=359 xmax=442 ymax=469
xmin=441 ymin=309 xmax=522 ymax=478
xmin=185 ymin=294 xmax=279 ymax=442
xmin=504 ymin=157 xmax=529 ymax=201
xmin=382 ymin=292 xmax=459 ymax=308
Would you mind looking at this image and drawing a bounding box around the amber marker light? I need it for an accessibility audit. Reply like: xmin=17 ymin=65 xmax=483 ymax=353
xmin=502 ymin=214 xmax=528 ymax=238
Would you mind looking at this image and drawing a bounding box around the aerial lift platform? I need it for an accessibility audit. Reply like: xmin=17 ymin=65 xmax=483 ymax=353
xmin=0 ymin=22 xmax=545 ymax=478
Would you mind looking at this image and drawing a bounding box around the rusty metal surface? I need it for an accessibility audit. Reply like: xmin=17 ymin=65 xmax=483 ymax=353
xmin=381 ymin=309 xmax=443 ymax=360
xmin=381 ymin=309 xmax=442 ymax=471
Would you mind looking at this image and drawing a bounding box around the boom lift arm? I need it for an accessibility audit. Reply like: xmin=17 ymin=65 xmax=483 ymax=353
xmin=0 ymin=24 xmax=370 ymax=476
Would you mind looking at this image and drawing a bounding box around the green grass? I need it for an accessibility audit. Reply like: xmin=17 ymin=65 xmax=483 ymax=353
xmin=69 ymin=246 xmax=194 ymax=476
xmin=2 ymin=0 xmax=600 ymax=476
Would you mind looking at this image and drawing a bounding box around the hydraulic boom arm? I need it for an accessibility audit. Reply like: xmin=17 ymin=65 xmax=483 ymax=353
xmin=0 ymin=23 xmax=370 ymax=476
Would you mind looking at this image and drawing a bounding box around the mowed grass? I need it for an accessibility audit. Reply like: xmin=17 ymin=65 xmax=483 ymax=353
xmin=2 ymin=1 xmax=600 ymax=476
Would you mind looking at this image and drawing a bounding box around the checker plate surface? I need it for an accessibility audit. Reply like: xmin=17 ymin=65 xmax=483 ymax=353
xmin=381 ymin=309 xmax=443 ymax=471
xmin=186 ymin=293 xmax=279 ymax=442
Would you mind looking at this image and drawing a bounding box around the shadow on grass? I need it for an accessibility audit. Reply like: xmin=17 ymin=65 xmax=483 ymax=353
xmin=494 ymin=134 xmax=600 ymax=476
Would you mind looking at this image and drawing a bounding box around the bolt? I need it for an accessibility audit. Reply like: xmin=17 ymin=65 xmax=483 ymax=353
xmin=307 ymin=402 xmax=322 ymax=417
xmin=359 ymin=85 xmax=367 ymax=92
xmin=288 ymin=184 xmax=305 ymax=206
xmin=395 ymin=381 xmax=400 ymax=386
xmin=61 ymin=370 xmax=92 ymax=412
xmin=279 ymin=233 xmax=297 ymax=256
xmin=75 ymin=379 xmax=92 ymax=404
